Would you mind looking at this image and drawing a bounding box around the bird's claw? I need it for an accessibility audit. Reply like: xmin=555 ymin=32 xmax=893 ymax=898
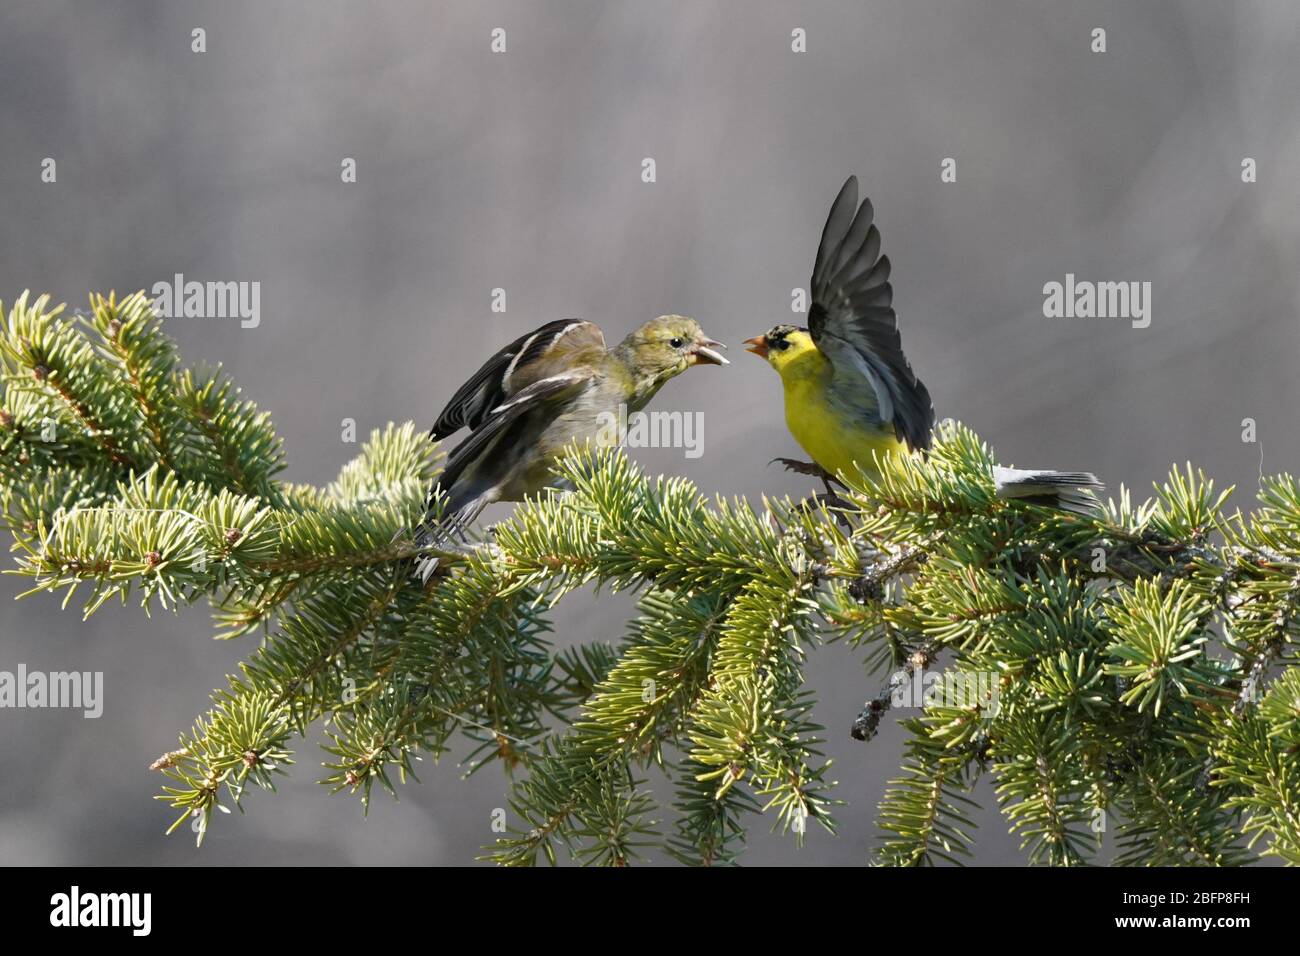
xmin=799 ymin=491 xmax=854 ymax=530
xmin=770 ymin=457 xmax=827 ymax=477
xmin=771 ymin=457 xmax=847 ymax=489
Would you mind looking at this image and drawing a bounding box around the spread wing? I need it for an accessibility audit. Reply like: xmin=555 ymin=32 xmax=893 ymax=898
xmin=808 ymin=176 xmax=934 ymax=452
xmin=430 ymin=319 xmax=606 ymax=439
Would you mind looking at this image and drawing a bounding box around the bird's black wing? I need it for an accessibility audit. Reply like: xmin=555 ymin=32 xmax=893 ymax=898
xmin=429 ymin=319 xmax=605 ymax=439
xmin=430 ymin=369 xmax=594 ymax=509
xmin=807 ymin=176 xmax=935 ymax=452
xmin=412 ymin=368 xmax=595 ymax=582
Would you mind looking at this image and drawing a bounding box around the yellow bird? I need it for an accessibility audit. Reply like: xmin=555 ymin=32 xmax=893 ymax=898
xmin=745 ymin=176 xmax=1100 ymax=511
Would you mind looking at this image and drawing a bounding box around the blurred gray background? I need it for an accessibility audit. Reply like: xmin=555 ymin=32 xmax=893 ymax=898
xmin=2 ymin=0 xmax=1298 ymax=866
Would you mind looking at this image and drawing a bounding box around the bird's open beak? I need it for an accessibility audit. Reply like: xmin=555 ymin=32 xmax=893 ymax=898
xmin=743 ymin=335 xmax=769 ymax=358
xmin=691 ymin=337 xmax=729 ymax=366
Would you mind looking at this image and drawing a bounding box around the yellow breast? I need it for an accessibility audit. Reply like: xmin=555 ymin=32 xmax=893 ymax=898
xmin=779 ymin=353 xmax=910 ymax=483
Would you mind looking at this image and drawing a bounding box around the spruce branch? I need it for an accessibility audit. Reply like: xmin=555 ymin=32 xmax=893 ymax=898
xmin=5 ymin=290 xmax=1300 ymax=866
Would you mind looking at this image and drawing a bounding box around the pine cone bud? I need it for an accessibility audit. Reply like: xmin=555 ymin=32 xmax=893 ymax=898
xmin=225 ymin=527 xmax=242 ymax=545
xmin=0 ymin=409 xmax=12 ymax=428
xmin=145 ymin=550 xmax=162 ymax=568
xmin=32 ymin=365 xmax=49 ymax=382
xmin=107 ymin=318 xmax=122 ymax=338
xmin=149 ymin=748 xmax=188 ymax=771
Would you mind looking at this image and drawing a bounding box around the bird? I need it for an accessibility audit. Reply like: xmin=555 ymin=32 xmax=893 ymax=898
xmin=744 ymin=176 xmax=1101 ymax=514
xmin=411 ymin=315 xmax=728 ymax=579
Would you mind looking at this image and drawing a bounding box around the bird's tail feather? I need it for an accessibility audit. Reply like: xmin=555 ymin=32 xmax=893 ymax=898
xmin=992 ymin=466 xmax=1103 ymax=516
xmin=408 ymin=496 xmax=489 ymax=583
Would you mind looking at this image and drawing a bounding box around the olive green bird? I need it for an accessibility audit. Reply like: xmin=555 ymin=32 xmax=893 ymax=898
xmin=412 ymin=315 xmax=727 ymax=579
xmin=745 ymin=176 xmax=1101 ymax=512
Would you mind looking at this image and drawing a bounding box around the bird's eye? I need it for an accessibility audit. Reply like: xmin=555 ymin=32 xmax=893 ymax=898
xmin=774 ymin=339 xmax=790 ymax=351
xmin=669 ymin=337 xmax=684 ymax=349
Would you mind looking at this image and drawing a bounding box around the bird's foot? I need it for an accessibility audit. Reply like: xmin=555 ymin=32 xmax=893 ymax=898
xmin=771 ymin=457 xmax=830 ymax=478
xmin=799 ymin=491 xmax=854 ymax=529
xmin=771 ymin=456 xmax=852 ymax=511
xmin=772 ymin=456 xmax=846 ymax=491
